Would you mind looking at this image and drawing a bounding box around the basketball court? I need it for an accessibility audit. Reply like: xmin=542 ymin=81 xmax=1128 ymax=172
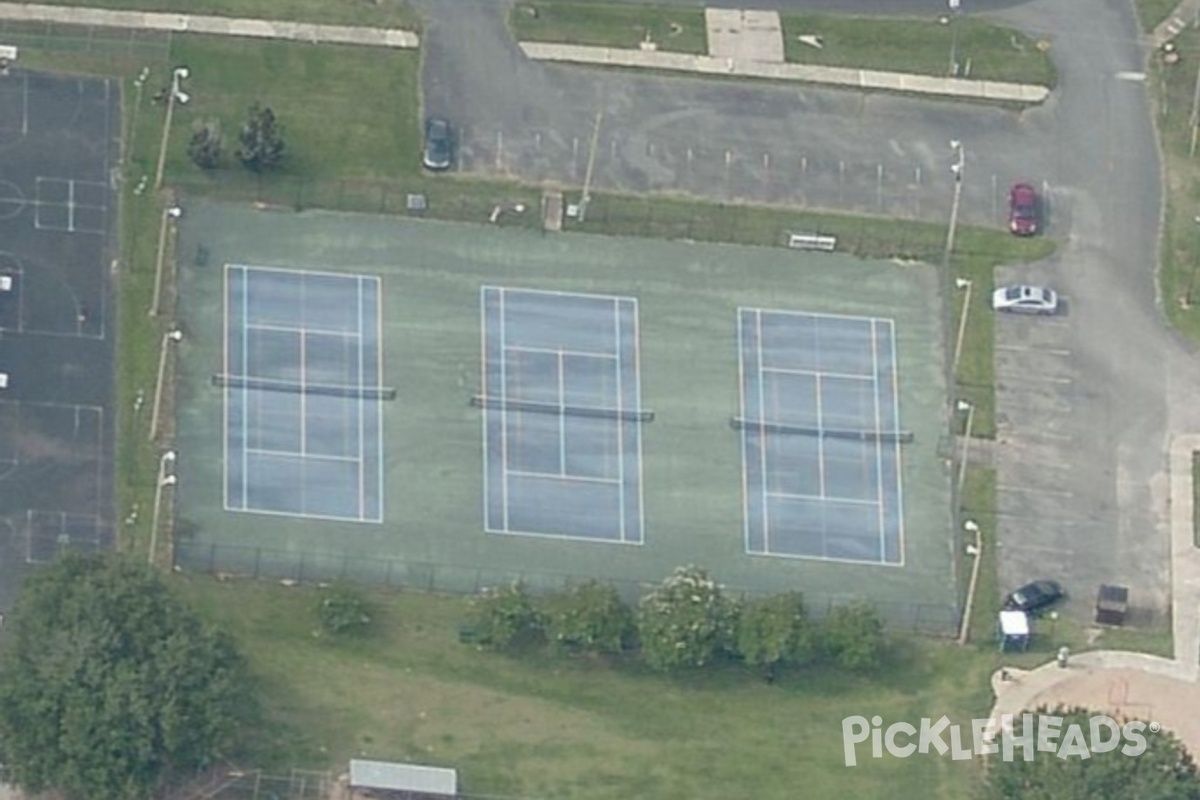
xmin=0 ymin=68 xmax=117 ymax=604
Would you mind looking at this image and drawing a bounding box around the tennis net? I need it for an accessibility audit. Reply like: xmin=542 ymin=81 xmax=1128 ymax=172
xmin=730 ymin=417 xmax=913 ymax=443
xmin=471 ymin=394 xmax=654 ymax=422
xmin=213 ymin=374 xmax=397 ymax=401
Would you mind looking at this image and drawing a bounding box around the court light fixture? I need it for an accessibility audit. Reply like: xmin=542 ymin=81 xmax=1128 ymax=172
xmin=173 ymin=66 xmax=189 ymax=81
xmin=167 ymin=329 xmax=183 ymax=342
xmin=965 ymin=544 xmax=980 ymax=556
xmin=159 ymin=475 xmax=177 ymax=488
xmin=162 ymin=450 xmax=176 ymax=464
xmin=956 ymin=399 xmax=972 ymax=412
xmin=955 ymin=277 xmax=971 ymax=289
xmin=963 ymin=519 xmax=979 ymax=532
xmin=167 ymin=206 xmax=183 ymax=219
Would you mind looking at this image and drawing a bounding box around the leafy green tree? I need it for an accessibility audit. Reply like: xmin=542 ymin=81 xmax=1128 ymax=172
xmin=979 ymin=706 xmax=1200 ymax=800
xmin=822 ymin=602 xmax=885 ymax=672
xmin=187 ymin=119 xmax=222 ymax=170
xmin=734 ymin=592 xmax=816 ymax=681
xmin=236 ymin=103 xmax=285 ymax=172
xmin=0 ymin=553 xmax=252 ymax=800
xmin=315 ymin=583 xmax=374 ymax=637
xmin=542 ymin=580 xmax=633 ymax=656
xmin=635 ymin=565 xmax=736 ymax=671
xmin=465 ymin=581 xmax=544 ymax=650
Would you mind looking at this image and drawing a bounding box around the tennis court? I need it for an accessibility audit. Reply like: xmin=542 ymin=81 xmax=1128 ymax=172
xmin=172 ymin=203 xmax=959 ymax=631
xmin=222 ymin=265 xmax=384 ymax=522
xmin=480 ymin=286 xmax=645 ymax=543
xmin=737 ymin=309 xmax=904 ymax=564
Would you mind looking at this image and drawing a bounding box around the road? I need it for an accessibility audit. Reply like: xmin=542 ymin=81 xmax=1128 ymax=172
xmin=414 ymin=0 xmax=1182 ymax=622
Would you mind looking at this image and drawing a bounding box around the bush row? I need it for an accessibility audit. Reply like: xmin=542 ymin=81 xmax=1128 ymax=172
xmin=461 ymin=565 xmax=886 ymax=677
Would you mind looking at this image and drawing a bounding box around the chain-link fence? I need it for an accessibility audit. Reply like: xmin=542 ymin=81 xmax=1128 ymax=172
xmin=175 ymin=540 xmax=960 ymax=636
xmin=0 ymin=20 xmax=171 ymax=70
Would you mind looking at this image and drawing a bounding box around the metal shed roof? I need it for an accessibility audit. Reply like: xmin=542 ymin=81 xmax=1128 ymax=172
xmin=349 ymin=759 xmax=457 ymax=796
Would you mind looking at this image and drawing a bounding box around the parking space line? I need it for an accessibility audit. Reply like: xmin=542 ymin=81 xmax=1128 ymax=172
xmin=996 ymin=375 xmax=1073 ymax=385
xmin=997 ymin=484 xmax=1074 ymax=498
xmin=995 ymin=344 xmax=1072 ymax=356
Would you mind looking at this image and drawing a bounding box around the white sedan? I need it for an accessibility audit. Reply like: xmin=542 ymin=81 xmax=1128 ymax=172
xmin=992 ymin=284 xmax=1058 ymax=315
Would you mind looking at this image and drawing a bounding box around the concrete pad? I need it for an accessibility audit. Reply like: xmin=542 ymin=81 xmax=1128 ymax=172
xmin=705 ymin=8 xmax=783 ymax=64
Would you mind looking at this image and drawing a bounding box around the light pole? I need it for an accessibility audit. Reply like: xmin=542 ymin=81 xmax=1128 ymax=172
xmin=959 ymin=518 xmax=983 ymax=645
xmin=150 ymin=204 xmax=182 ymax=317
xmin=953 ymin=277 xmax=972 ymax=377
xmin=153 ymin=67 xmax=190 ymax=190
xmin=149 ymin=329 xmax=183 ymax=442
xmin=149 ymin=451 xmax=177 ymax=565
xmin=956 ymin=398 xmax=975 ymax=498
xmin=948 ymin=0 xmax=962 ymax=77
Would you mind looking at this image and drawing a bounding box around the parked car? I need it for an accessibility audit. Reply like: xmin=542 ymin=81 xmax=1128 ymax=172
xmin=1009 ymin=182 xmax=1039 ymax=236
xmin=992 ymin=284 xmax=1059 ymax=315
xmin=422 ymin=117 xmax=452 ymax=171
xmin=1004 ymin=579 xmax=1064 ymax=615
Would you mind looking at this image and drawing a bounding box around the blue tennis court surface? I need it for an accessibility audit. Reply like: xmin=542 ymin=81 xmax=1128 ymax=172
xmin=224 ymin=265 xmax=384 ymax=522
xmin=738 ymin=309 xmax=905 ymax=565
xmin=481 ymin=286 xmax=645 ymax=543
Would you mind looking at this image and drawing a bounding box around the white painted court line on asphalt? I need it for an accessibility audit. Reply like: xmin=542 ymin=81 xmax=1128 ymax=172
xmin=994 ymin=344 xmax=1072 ymax=356
xmin=1115 ymin=71 xmax=1147 ymax=81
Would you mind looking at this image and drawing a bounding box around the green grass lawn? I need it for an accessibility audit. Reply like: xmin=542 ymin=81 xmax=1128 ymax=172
xmin=510 ymin=1 xmax=707 ymax=54
xmin=1151 ymin=28 xmax=1200 ymax=343
xmin=177 ymin=574 xmax=998 ymax=799
xmin=20 ymin=0 xmax=419 ymax=29
xmin=780 ymin=14 xmax=1056 ymax=86
xmin=1136 ymin=0 xmax=1181 ymax=33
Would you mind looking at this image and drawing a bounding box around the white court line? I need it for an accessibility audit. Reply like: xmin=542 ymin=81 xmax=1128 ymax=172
xmin=996 ymin=484 xmax=1074 ymax=498
xmin=373 ymin=274 xmax=384 ymax=522
xmin=67 ymin=179 xmax=74 ymax=233
xmin=557 ymin=349 xmax=566 ymax=475
xmin=247 ymin=321 xmax=363 ymax=339
xmin=482 ymin=523 xmax=632 ymax=545
xmin=507 ymin=468 xmax=620 ymax=486
xmin=356 ymin=276 xmax=366 ymax=519
xmin=886 ymin=319 xmax=905 ymax=566
xmin=614 ymin=299 xmax=626 ymax=542
xmin=499 ymin=288 xmax=510 ymax=531
xmin=631 ymin=297 xmax=646 ymax=545
xmin=756 ymin=309 xmax=770 ymax=554
xmin=870 ymin=319 xmax=886 ymax=561
xmin=229 ymin=262 xmax=366 ymax=281
xmin=815 ymin=373 xmax=826 ymax=498
xmin=737 ymin=310 xmax=751 ymax=553
xmin=479 ymin=287 xmax=491 ymax=529
xmin=491 ymin=285 xmax=632 ymax=303
xmin=765 ymin=490 xmax=879 ymax=506
xmin=509 ymin=343 xmax=617 ymax=360
xmin=299 ymin=324 xmax=307 ymax=464
xmin=245 ymin=447 xmax=361 ymax=464
xmin=222 ymin=266 xmax=230 ymax=510
xmin=745 ymin=306 xmax=893 ymax=326
xmin=241 ymin=268 xmax=249 ymax=508
xmin=762 ymin=365 xmax=873 ymax=382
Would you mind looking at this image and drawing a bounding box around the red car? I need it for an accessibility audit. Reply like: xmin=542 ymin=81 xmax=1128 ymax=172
xmin=1009 ymin=182 xmax=1039 ymax=236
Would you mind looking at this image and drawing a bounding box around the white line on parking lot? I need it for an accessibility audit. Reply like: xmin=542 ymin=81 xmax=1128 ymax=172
xmin=997 ymin=375 xmax=1073 ymax=385
xmin=997 ymin=484 xmax=1074 ymax=498
xmin=995 ymin=344 xmax=1072 ymax=356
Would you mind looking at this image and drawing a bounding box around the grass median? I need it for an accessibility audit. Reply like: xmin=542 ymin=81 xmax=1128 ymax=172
xmin=510 ymin=1 xmax=707 ymax=54
xmin=780 ymin=13 xmax=1056 ymax=86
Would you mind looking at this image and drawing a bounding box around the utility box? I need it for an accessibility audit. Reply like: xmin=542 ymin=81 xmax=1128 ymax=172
xmin=1095 ymin=584 xmax=1128 ymax=626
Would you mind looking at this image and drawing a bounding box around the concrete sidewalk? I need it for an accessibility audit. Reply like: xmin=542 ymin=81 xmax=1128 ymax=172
xmin=518 ymin=42 xmax=1050 ymax=104
xmin=0 ymin=2 xmax=419 ymax=48
xmin=987 ymin=433 xmax=1200 ymax=748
